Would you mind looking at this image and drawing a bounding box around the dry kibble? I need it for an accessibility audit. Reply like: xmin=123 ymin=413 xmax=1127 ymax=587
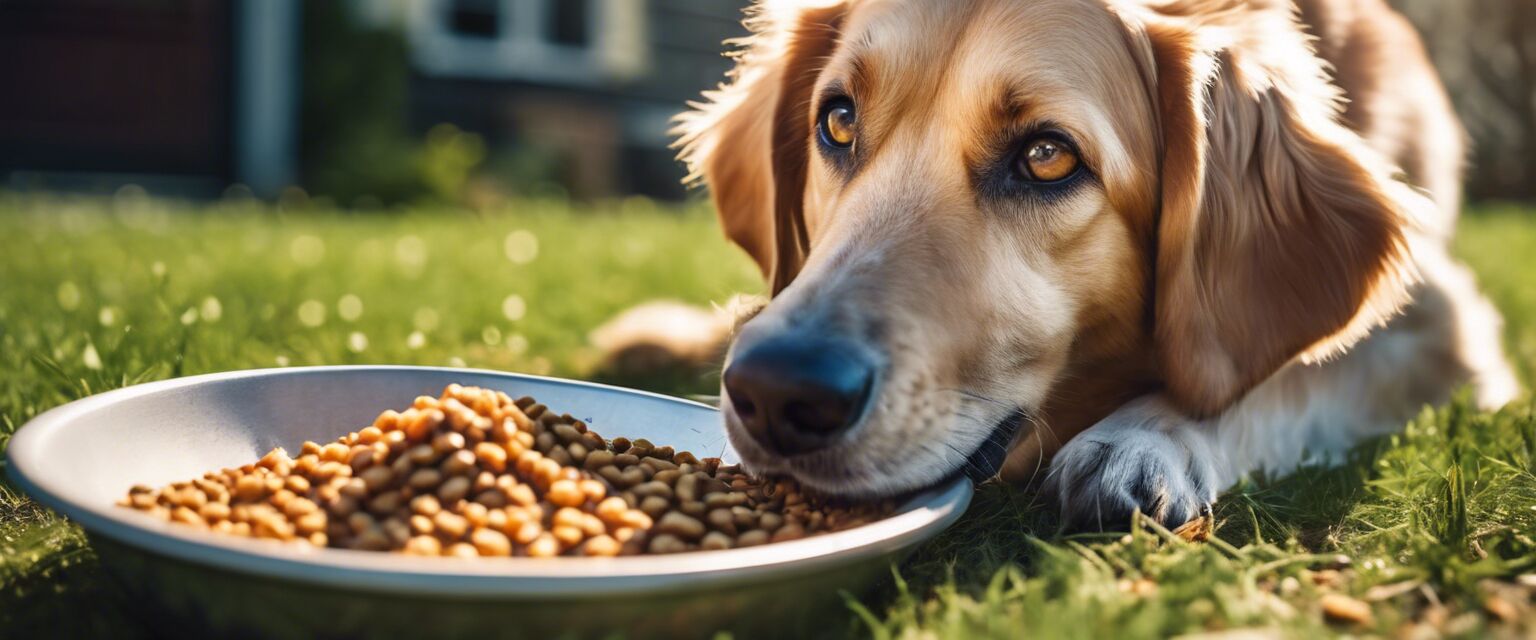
xmin=473 ymin=490 xmax=508 ymax=508
xmin=647 ymin=533 xmax=688 ymax=554
xmin=441 ymin=449 xmax=477 ymax=476
xmin=472 ymin=471 xmax=497 ymax=494
xmin=547 ymin=479 xmax=584 ymax=508
xmin=701 ymin=531 xmax=734 ymax=550
xmin=578 ymin=479 xmax=607 ymax=502
xmin=359 ymin=466 xmax=393 ymax=491
xmin=583 ymin=534 xmax=621 ymax=557
xmin=410 ymin=514 xmax=434 ymax=535
xmin=320 ymin=443 xmax=349 ymax=463
xmin=551 ymin=525 xmax=584 ymax=548
xmin=339 ymin=477 xmax=368 ymax=499
xmin=172 ymin=506 xmax=206 ymax=529
xmin=234 ymin=475 xmax=265 ymax=501
xmin=507 ymin=483 xmax=537 ymax=507
xmin=438 ymin=476 xmax=471 ymax=503
xmin=639 ymin=495 xmax=671 ymax=519
xmin=512 ymin=521 xmax=542 ymax=545
xmin=404 ymin=535 xmax=442 ymax=556
xmin=706 ymin=509 xmax=738 ymax=535
xmin=528 ymin=533 xmax=560 ymax=558
xmin=1320 ymin=594 xmax=1374 ymax=626
xmin=771 ymin=523 xmax=806 ymax=543
xmin=408 ymin=468 xmax=442 ymax=490
xmin=122 ymin=385 xmax=893 ymax=557
xmin=595 ymin=497 xmax=628 ymax=523
xmin=462 ymin=502 xmax=490 ymax=528
xmin=471 ymin=527 xmax=513 ymax=557
xmin=657 ymin=512 xmax=706 ymax=541
xmin=410 ymin=494 xmax=441 ymax=516
xmin=199 ymin=501 xmax=231 ymax=522
xmin=406 ymin=444 xmax=437 ymax=465
xmin=475 ymin=442 xmax=508 ymax=472
xmin=618 ymin=509 xmax=653 ymax=531
xmin=434 ymin=511 xmax=469 ymax=539
xmin=433 ymin=431 xmax=466 ymax=456
xmin=367 ymin=491 xmax=402 ymax=514
xmin=737 ymin=530 xmax=770 ymax=547
xmin=584 ymin=450 xmax=614 ymax=471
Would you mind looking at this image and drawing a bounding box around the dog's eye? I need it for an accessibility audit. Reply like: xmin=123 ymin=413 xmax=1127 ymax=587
xmin=1015 ymin=136 xmax=1080 ymax=183
xmin=819 ymin=100 xmax=857 ymax=149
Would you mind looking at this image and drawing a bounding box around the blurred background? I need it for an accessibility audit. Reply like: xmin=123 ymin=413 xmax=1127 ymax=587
xmin=0 ymin=0 xmax=746 ymax=207
xmin=1 ymin=0 xmax=1533 ymax=206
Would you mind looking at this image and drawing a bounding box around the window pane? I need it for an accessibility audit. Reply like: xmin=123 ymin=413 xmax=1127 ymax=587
xmin=548 ymin=0 xmax=588 ymax=47
xmin=449 ymin=0 xmax=500 ymax=39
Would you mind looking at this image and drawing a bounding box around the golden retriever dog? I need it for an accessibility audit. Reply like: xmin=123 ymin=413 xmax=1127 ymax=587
xmin=598 ymin=0 xmax=1519 ymax=528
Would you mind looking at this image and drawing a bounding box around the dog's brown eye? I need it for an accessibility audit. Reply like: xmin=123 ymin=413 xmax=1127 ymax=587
xmin=1018 ymin=137 xmax=1080 ymax=182
xmin=820 ymin=102 xmax=857 ymax=149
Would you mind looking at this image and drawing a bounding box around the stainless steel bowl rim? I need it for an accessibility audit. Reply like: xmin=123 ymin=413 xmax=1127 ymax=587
xmin=7 ymin=366 xmax=971 ymax=598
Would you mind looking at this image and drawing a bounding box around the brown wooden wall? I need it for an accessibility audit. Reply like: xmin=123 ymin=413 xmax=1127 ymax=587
xmin=0 ymin=0 xmax=232 ymax=179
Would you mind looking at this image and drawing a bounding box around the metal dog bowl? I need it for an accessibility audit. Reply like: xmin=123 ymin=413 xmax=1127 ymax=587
xmin=7 ymin=366 xmax=971 ymax=638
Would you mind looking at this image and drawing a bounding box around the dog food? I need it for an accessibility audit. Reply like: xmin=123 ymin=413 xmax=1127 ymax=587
xmin=119 ymin=384 xmax=893 ymax=556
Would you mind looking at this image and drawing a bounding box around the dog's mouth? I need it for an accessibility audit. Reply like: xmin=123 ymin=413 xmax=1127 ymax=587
xmin=955 ymin=409 xmax=1030 ymax=484
xmin=722 ymin=387 xmax=1032 ymax=496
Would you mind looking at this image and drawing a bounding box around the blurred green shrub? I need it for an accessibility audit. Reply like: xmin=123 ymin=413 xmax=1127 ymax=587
xmin=299 ymin=3 xmax=488 ymax=206
xmin=419 ymin=123 xmax=487 ymax=203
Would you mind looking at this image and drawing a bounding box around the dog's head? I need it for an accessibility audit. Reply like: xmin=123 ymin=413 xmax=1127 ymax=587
xmin=678 ymin=0 xmax=1424 ymax=497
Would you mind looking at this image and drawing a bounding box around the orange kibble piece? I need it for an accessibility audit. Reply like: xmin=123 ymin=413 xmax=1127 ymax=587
xmin=527 ymin=533 xmax=560 ymax=558
xmin=471 ymin=528 xmax=512 ymax=557
xmin=583 ymin=535 xmax=621 ymax=557
xmin=578 ymin=479 xmax=607 ymax=502
xmin=474 ymin=442 xmax=508 ymax=472
xmin=547 ymin=480 xmax=584 ymax=508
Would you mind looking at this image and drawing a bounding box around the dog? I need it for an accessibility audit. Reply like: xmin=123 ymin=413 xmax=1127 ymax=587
xmin=600 ymin=0 xmax=1520 ymax=529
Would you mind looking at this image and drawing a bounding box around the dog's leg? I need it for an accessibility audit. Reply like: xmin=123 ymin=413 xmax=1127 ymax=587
xmin=1049 ymin=251 xmax=1520 ymax=529
xmin=589 ymin=295 xmax=765 ymax=378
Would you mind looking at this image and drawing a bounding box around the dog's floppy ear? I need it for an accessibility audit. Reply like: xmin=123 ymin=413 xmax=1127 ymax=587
xmin=1129 ymin=3 xmax=1422 ymax=416
xmin=674 ymin=0 xmax=847 ymax=294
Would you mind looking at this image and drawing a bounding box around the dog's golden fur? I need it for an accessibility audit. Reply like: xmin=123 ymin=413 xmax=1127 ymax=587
xmin=606 ymin=0 xmax=1518 ymax=525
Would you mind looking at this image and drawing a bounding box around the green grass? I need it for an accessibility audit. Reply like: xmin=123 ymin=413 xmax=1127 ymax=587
xmin=2 ymin=193 xmax=1534 ymax=637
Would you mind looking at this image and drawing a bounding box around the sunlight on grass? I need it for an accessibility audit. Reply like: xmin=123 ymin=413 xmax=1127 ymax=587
xmin=1 ymin=195 xmax=1533 ymax=637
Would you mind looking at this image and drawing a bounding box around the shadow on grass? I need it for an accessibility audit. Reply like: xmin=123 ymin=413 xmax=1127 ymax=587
xmin=0 ymin=477 xmax=147 ymax=639
xmin=850 ymin=438 xmax=1392 ymax=637
xmin=1212 ymin=440 xmax=1387 ymax=550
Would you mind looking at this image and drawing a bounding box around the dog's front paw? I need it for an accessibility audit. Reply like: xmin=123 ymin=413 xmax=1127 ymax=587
xmin=1045 ymin=402 xmax=1220 ymax=530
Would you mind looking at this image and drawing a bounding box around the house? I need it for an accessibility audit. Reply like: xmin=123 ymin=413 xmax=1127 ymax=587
xmin=390 ymin=0 xmax=747 ymax=199
xmin=0 ymin=0 xmax=747 ymax=201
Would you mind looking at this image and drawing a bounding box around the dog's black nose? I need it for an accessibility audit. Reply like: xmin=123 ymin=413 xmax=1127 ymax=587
xmin=723 ymin=335 xmax=876 ymax=456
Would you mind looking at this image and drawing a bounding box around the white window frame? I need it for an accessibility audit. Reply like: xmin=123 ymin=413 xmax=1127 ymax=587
xmin=407 ymin=0 xmax=647 ymax=86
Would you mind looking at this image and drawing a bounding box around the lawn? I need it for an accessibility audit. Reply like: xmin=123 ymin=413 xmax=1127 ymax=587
xmin=1 ymin=193 xmax=1533 ymax=637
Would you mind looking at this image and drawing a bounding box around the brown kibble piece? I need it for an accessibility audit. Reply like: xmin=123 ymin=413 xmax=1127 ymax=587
xmin=471 ymin=528 xmax=513 ymax=557
xmin=647 ymin=533 xmax=688 ymax=554
xmin=1320 ymin=594 xmax=1374 ymax=626
xmin=701 ymin=531 xmax=734 ymax=550
xmin=583 ymin=535 xmax=621 ymax=557
xmin=404 ymin=535 xmax=442 ymax=556
xmin=657 ymin=512 xmax=706 ymax=541
xmin=737 ymin=530 xmax=770 ymax=547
